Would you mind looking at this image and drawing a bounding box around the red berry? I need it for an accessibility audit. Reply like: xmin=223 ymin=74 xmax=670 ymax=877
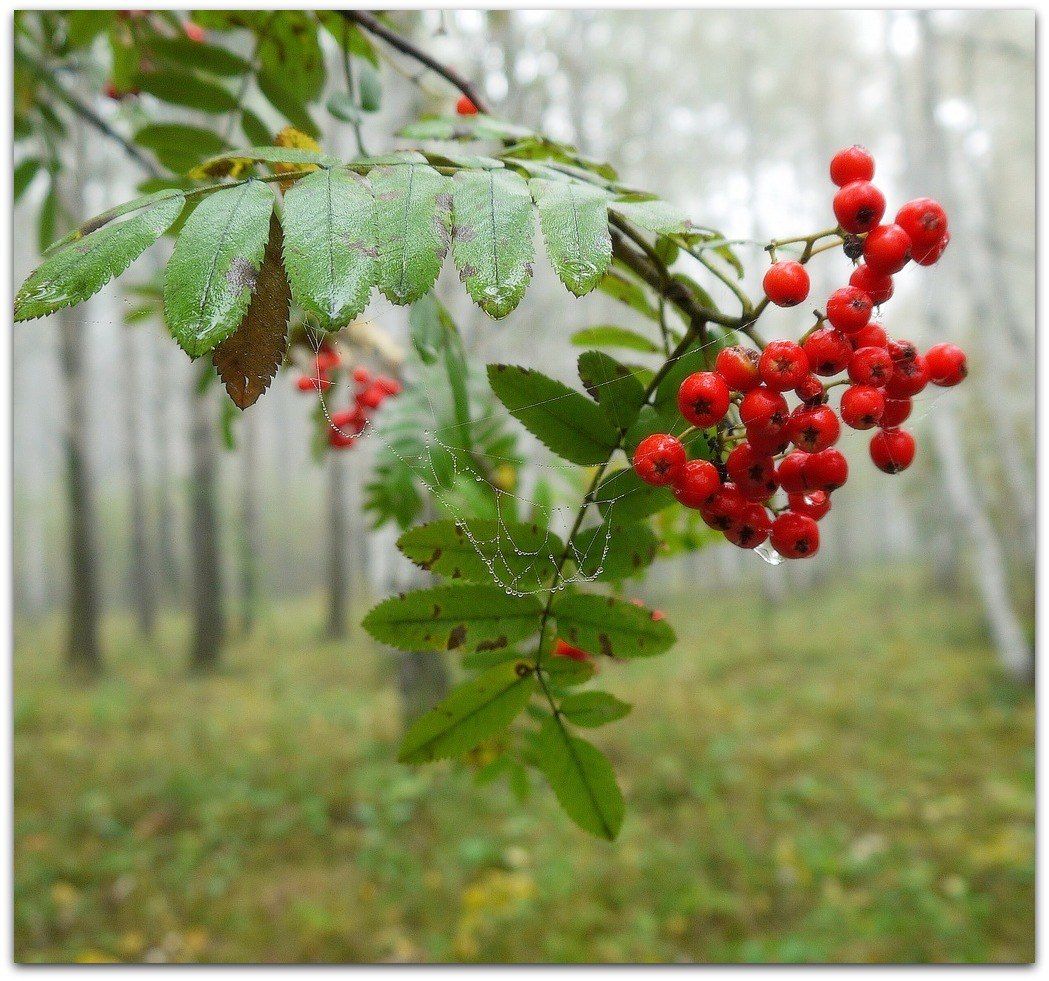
xmin=331 ymin=407 xmax=366 ymax=435
xmin=375 ymin=374 xmax=403 ymax=396
xmin=884 ymin=355 xmax=929 ymax=398
xmin=183 ymin=21 xmax=205 ymax=43
xmin=715 ymin=345 xmax=761 ymax=392
xmin=672 ymin=459 xmax=720 ymax=509
xmin=848 ymin=346 xmax=894 ymax=387
xmin=553 ymin=639 xmax=590 ymax=662
xmin=632 ymin=433 xmax=686 ymax=486
xmin=870 ymin=428 xmax=916 ymax=474
xmin=913 ymin=230 xmax=950 ymax=266
xmin=677 ymin=371 xmax=730 ymax=428
xmin=887 ymin=338 xmax=919 ymax=364
xmin=724 ymin=502 xmax=772 ymax=549
xmin=787 ymin=490 xmax=831 ymax=522
xmin=787 ymin=405 xmax=840 ymax=453
xmin=758 ymin=340 xmax=810 ymax=392
xmin=328 ymin=430 xmax=356 ymax=450
xmin=803 ymin=326 xmax=852 ymax=377
xmin=826 ymin=286 xmax=873 ymax=334
xmin=794 ymin=373 xmax=826 ymax=406
xmin=315 ymin=347 xmax=341 ymax=373
xmin=896 ymin=198 xmax=948 ymax=250
xmin=297 ymin=372 xmax=331 ymax=392
xmin=771 ymin=512 xmax=820 ymax=559
xmin=739 ymin=386 xmax=788 ymax=441
xmin=747 ymin=429 xmax=791 ymax=456
xmin=840 ymin=384 xmax=885 ymax=430
xmin=850 ymin=322 xmax=888 ymax=350
xmin=762 ymin=261 xmax=810 ymax=307
xmin=829 ymin=145 xmax=875 ymax=187
xmin=925 ymin=343 xmax=967 ymax=387
xmin=776 ymin=452 xmax=811 ymax=494
xmin=357 ymin=384 xmax=387 ymax=410
xmin=806 ymin=448 xmax=849 ymax=492
xmin=833 ymin=181 xmax=886 ymax=234
xmin=456 ymin=94 xmax=479 ymax=116
xmin=862 ymin=223 xmax=912 ymax=275
xmin=726 ymin=442 xmax=778 ymax=502
xmin=700 ymin=483 xmax=748 ymax=532
xmin=849 ymin=263 xmax=894 ymax=306
xmin=880 ymin=396 xmax=912 ymax=428
xmin=352 ymin=366 xmax=372 ymax=385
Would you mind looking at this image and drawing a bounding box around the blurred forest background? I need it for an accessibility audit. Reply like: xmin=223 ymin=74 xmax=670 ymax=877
xmin=13 ymin=9 xmax=1034 ymax=964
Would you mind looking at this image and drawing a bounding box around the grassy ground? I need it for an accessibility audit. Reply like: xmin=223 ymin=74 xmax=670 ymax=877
xmin=14 ymin=571 xmax=1034 ymax=963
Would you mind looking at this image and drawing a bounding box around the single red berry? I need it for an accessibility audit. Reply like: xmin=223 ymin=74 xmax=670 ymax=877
xmin=331 ymin=407 xmax=367 ymax=436
xmin=700 ymin=483 xmax=748 ymax=532
xmin=850 ymin=322 xmax=888 ymax=350
xmin=776 ymin=452 xmax=812 ymax=494
xmin=803 ymin=326 xmax=852 ymax=377
xmin=806 ymin=448 xmax=849 ymax=492
xmin=726 ymin=442 xmax=778 ymax=502
xmin=328 ymin=430 xmax=356 ymax=450
xmin=884 ymin=355 xmax=929 ymax=398
xmin=829 ymin=145 xmax=875 ymax=187
xmin=896 ymin=197 xmax=948 ymax=250
xmin=183 ymin=21 xmax=205 ymax=42
xmin=788 ymin=490 xmax=831 ymax=522
xmin=794 ymin=374 xmax=827 ymax=406
xmin=747 ymin=428 xmax=791 ymax=456
xmin=633 ymin=433 xmax=686 ymax=486
xmin=771 ymin=511 xmax=820 ymax=559
xmin=880 ymin=396 xmax=912 ymax=428
xmin=848 ymin=345 xmax=894 ymax=387
xmin=375 ymin=375 xmax=403 ymax=396
xmin=725 ymin=502 xmax=772 ymax=549
xmin=787 ymin=405 xmax=840 ymax=453
xmin=715 ymin=345 xmax=761 ymax=393
xmin=826 ymin=286 xmax=873 ymax=334
xmin=840 ymin=384 xmax=886 ymax=430
xmin=297 ymin=372 xmax=331 ymax=392
xmin=833 ymin=181 xmax=886 ymax=234
xmin=672 ymin=459 xmax=720 ymax=509
xmin=739 ymin=386 xmax=789 ymax=441
xmin=678 ymin=371 xmax=731 ymax=427
xmin=456 ymin=94 xmax=479 ymax=116
xmin=913 ymin=230 xmax=950 ymax=266
xmin=887 ymin=338 xmax=919 ymax=364
xmin=357 ymin=384 xmax=388 ymax=410
xmin=870 ymin=428 xmax=916 ymax=474
xmin=763 ymin=261 xmax=810 ymax=307
xmin=758 ymin=340 xmax=810 ymax=392
xmin=352 ymin=366 xmax=372 ymax=385
xmin=862 ymin=223 xmax=912 ymax=275
xmin=925 ymin=343 xmax=967 ymax=387
xmin=849 ymin=263 xmax=894 ymax=306
xmin=553 ymin=639 xmax=590 ymax=662
xmin=315 ymin=347 xmax=341 ymax=373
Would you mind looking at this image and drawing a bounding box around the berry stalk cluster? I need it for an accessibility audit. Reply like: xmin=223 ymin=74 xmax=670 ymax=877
xmin=631 ymin=145 xmax=966 ymax=561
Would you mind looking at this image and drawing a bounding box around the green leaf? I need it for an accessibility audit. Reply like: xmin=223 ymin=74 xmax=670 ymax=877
xmin=544 ymin=657 xmax=595 ymax=687
xmin=257 ymin=70 xmax=320 ymax=138
xmin=487 ymin=364 xmax=618 ymax=465
xmin=257 ymin=12 xmax=325 ymax=103
xmin=135 ymin=123 xmax=228 ymax=175
xmin=362 ymin=585 xmax=543 ymax=653
xmin=164 ymin=181 xmax=274 ymax=357
xmin=326 ymin=91 xmax=362 ymax=124
xmin=611 ymin=198 xmax=694 ymax=235
xmin=37 ymin=184 xmax=57 ymax=252
xmin=369 ymin=153 xmax=451 ymax=305
xmin=14 ymin=158 xmax=41 ymax=202
xmin=594 ymin=466 xmax=674 ymax=522
xmin=572 ymin=519 xmax=659 ymax=582
xmin=136 ymin=69 xmax=238 ymax=113
xmin=65 ymin=10 xmax=114 ymax=48
xmin=240 ymin=109 xmax=271 ymax=147
xmin=357 ymin=62 xmax=382 ymax=112
xmin=451 ymin=169 xmax=534 ymax=318
xmin=559 ymin=691 xmax=632 ymax=728
xmin=398 ymin=661 xmax=536 ymax=764
xmin=529 ymin=178 xmax=611 ymax=296
xmin=408 ymin=292 xmax=451 ymax=364
xmin=194 ymin=146 xmax=339 ymax=174
xmin=16 ymin=192 xmax=184 ymax=322
xmin=598 ymin=269 xmax=660 ymax=321
xmin=577 ymin=351 xmax=646 ymax=432
xmin=148 ymin=35 xmax=251 ymax=76
xmin=46 ymin=188 xmax=184 ymax=254
xmin=282 ymin=167 xmax=375 ymax=330
xmin=530 ymin=716 xmax=624 ymax=840
xmin=397 ymin=519 xmax=564 ymax=592
xmin=570 ymin=325 xmax=661 ymax=354
xmin=552 ymin=592 xmax=675 ymax=660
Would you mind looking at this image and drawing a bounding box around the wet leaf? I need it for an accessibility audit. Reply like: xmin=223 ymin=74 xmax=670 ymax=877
xmin=530 ymin=177 xmax=611 ymax=296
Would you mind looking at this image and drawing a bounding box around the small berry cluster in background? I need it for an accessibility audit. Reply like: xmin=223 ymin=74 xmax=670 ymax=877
xmin=293 ymin=342 xmax=402 ymax=451
xmin=631 ymin=145 xmax=966 ymax=561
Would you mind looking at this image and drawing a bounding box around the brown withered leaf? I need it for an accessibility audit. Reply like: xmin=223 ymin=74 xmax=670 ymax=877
xmin=212 ymin=215 xmax=290 ymax=409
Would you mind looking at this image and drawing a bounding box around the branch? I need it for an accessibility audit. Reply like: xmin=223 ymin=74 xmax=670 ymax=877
xmin=339 ymin=10 xmax=491 ymax=114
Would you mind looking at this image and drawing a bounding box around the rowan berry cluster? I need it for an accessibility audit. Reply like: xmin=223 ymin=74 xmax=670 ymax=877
xmin=631 ymin=145 xmax=966 ymax=561
xmin=293 ymin=342 xmax=402 ymax=451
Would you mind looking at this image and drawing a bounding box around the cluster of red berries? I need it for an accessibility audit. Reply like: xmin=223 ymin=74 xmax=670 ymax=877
xmin=293 ymin=343 xmax=402 ymax=451
xmin=630 ymin=146 xmax=967 ymax=561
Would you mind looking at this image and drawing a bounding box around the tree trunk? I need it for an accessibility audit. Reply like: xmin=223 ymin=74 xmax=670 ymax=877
xmin=189 ymin=386 xmax=225 ymax=669
xmin=325 ymin=451 xmax=350 ymax=639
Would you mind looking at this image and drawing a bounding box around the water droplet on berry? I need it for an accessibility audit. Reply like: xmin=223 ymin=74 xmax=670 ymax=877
xmin=755 ymin=541 xmax=784 ymax=566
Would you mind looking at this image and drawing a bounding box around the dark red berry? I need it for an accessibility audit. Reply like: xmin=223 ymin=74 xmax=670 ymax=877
xmin=794 ymin=373 xmax=827 ymax=406
xmin=888 ymin=338 xmax=919 ymax=364
xmin=672 ymin=459 xmax=720 ymax=508
xmin=849 ymin=263 xmax=894 ymax=306
xmin=739 ymin=386 xmax=789 ymax=441
xmin=726 ymin=442 xmax=778 ymax=502
xmin=456 ymin=94 xmax=479 ymax=116
xmin=678 ymin=371 xmax=730 ymax=427
xmin=715 ymin=345 xmax=761 ymax=392
xmin=787 ymin=405 xmax=840 ymax=453
xmin=803 ymin=326 xmax=852 ymax=377
xmin=833 ymin=181 xmax=886 ymax=234
xmin=870 ymin=428 xmax=916 ymax=474
xmin=925 ymin=343 xmax=967 ymax=387
xmin=850 ymin=322 xmax=888 ymax=350
xmin=862 ymin=223 xmax=912 ymax=275
xmin=725 ymin=503 xmax=772 ymax=549
xmin=633 ymin=433 xmax=686 ymax=486
xmin=880 ymin=396 xmax=912 ymax=428
xmin=829 ymin=145 xmax=875 ymax=187
xmin=763 ymin=261 xmax=810 ymax=307
xmin=896 ymin=197 xmax=948 ymax=250
xmin=806 ymin=448 xmax=849 ymax=492
xmin=700 ymin=483 xmax=748 ymax=532
xmin=840 ymin=384 xmax=885 ymax=430
xmin=759 ymin=339 xmax=810 ymax=392
xmin=884 ymin=355 xmax=929 ymax=398
xmin=788 ymin=490 xmax=831 ymax=522
xmin=771 ymin=511 xmax=820 ymax=559
xmin=826 ymin=286 xmax=873 ymax=334
xmin=747 ymin=428 xmax=791 ymax=456
xmin=776 ymin=452 xmax=811 ymax=494
xmin=848 ymin=345 xmax=894 ymax=387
